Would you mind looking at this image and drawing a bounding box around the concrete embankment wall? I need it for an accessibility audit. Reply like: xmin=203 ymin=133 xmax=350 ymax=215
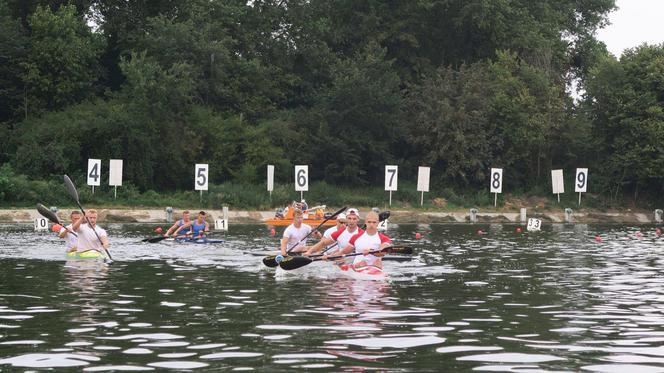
xmin=1 ymin=208 xmax=661 ymax=224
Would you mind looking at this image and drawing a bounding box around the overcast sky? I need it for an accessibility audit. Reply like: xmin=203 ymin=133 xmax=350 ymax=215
xmin=595 ymin=0 xmax=664 ymax=57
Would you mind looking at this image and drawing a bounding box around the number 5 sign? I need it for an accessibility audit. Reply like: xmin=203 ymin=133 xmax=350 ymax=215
xmin=575 ymin=168 xmax=588 ymax=206
xmin=194 ymin=164 xmax=208 ymax=191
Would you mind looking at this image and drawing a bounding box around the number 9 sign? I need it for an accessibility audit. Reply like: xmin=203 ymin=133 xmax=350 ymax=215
xmin=194 ymin=164 xmax=209 ymax=191
xmin=295 ymin=165 xmax=308 ymax=191
xmin=575 ymin=168 xmax=588 ymax=193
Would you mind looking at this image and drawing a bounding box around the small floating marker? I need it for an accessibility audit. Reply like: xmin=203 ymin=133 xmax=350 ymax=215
xmin=477 ymin=229 xmax=485 ymax=236
xmin=635 ymin=231 xmax=643 ymax=238
xmin=656 ymin=228 xmax=662 ymax=237
xmin=515 ymin=227 xmax=522 ymax=234
xmin=155 ymin=227 xmax=163 ymax=234
xmin=415 ymin=232 xmax=422 ymax=240
xmin=595 ymin=235 xmax=603 ymax=243
xmin=51 ymin=224 xmax=62 ymax=233
xmin=270 ymin=228 xmax=276 ymax=237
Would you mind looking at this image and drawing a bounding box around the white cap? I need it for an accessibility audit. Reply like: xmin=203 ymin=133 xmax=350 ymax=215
xmin=337 ymin=213 xmax=347 ymax=221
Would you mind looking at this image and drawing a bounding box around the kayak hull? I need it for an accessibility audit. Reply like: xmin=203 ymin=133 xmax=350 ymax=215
xmin=65 ymin=250 xmax=103 ymax=260
xmin=336 ymin=264 xmax=387 ymax=281
xmin=265 ymin=218 xmax=336 ymax=227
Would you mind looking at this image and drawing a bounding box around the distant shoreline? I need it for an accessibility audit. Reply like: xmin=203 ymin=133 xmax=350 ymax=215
xmin=2 ymin=208 xmax=662 ymax=225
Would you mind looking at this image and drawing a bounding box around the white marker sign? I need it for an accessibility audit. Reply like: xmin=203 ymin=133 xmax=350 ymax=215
xmin=294 ymin=165 xmax=308 ymax=192
xmin=527 ymin=218 xmax=542 ymax=232
xmin=195 ymin=164 xmax=209 ymax=191
xmin=417 ymin=166 xmax=430 ymax=206
xmin=551 ymin=169 xmax=564 ymax=203
xmin=87 ymin=159 xmax=101 ymax=187
xmin=267 ymin=165 xmax=274 ymax=192
xmin=384 ymin=165 xmax=398 ymax=191
xmin=417 ymin=167 xmax=430 ymax=192
xmin=490 ymin=168 xmax=503 ymax=193
xmin=575 ymin=168 xmax=588 ymax=193
xmin=34 ymin=218 xmax=48 ymax=231
xmin=109 ymin=159 xmax=123 ymax=186
xmin=215 ymin=219 xmax=228 ymax=231
xmin=575 ymin=168 xmax=588 ymax=206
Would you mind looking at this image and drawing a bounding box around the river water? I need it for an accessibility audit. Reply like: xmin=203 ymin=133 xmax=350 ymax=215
xmin=1 ymin=222 xmax=663 ymax=372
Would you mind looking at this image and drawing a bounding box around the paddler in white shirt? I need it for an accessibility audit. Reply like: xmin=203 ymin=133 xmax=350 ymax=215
xmin=326 ymin=211 xmax=391 ymax=269
xmin=71 ymin=209 xmax=110 ymax=253
xmin=304 ymin=208 xmax=364 ymax=256
xmin=280 ymin=208 xmax=318 ymax=255
xmin=52 ymin=210 xmax=82 ymax=253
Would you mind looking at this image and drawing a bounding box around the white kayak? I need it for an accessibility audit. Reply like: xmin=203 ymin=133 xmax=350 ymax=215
xmin=334 ymin=264 xmax=387 ymax=281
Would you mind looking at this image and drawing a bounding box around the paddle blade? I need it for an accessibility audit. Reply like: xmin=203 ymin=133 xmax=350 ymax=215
xmin=262 ymin=256 xmax=279 ymax=268
xmin=63 ymin=174 xmax=80 ymax=203
xmin=385 ymin=246 xmax=413 ymax=255
xmin=379 ymin=211 xmax=390 ymax=221
xmin=36 ymin=203 xmax=61 ymax=224
xmin=279 ymin=255 xmax=313 ymax=270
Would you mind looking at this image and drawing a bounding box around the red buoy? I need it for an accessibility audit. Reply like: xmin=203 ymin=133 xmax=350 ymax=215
xmin=415 ymin=232 xmax=422 ymax=240
xmin=155 ymin=227 xmax=163 ymax=234
xmin=656 ymin=228 xmax=662 ymax=237
xmin=516 ymin=227 xmax=522 ymax=233
xmin=270 ymin=228 xmax=276 ymax=237
xmin=477 ymin=229 xmax=484 ymax=235
xmin=595 ymin=235 xmax=603 ymax=243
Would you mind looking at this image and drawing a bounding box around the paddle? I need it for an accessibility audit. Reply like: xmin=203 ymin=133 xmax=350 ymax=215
xmin=262 ymin=206 xmax=347 ymax=267
xmin=36 ymin=203 xmax=78 ymax=237
xmin=63 ymin=175 xmax=113 ymax=262
xmin=319 ymin=210 xmax=391 ymax=255
xmin=279 ymin=246 xmax=413 ymax=271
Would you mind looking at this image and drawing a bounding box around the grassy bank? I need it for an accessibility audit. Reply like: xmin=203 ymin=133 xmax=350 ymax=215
xmin=0 ymin=168 xmax=649 ymax=212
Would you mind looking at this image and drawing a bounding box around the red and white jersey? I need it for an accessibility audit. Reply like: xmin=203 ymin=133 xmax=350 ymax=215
xmin=283 ymin=223 xmax=312 ymax=249
xmin=348 ymin=231 xmax=391 ymax=266
xmin=331 ymin=226 xmax=364 ymax=253
xmin=77 ymin=223 xmax=108 ymax=252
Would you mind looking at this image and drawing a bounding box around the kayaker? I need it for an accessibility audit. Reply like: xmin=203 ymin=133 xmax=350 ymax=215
xmin=175 ymin=211 xmax=209 ymax=239
xmin=327 ymin=211 xmax=391 ymax=269
xmin=305 ymin=208 xmax=364 ymax=256
xmin=164 ymin=210 xmax=191 ymax=237
xmin=52 ymin=210 xmax=82 ymax=253
xmin=280 ymin=208 xmax=313 ymax=255
xmin=71 ymin=209 xmax=110 ymax=253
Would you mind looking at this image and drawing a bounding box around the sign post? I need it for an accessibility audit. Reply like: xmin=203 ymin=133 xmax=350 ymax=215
xmin=490 ymin=168 xmax=503 ymax=207
xmin=109 ymin=159 xmax=123 ymax=199
xmin=417 ymin=166 xmax=430 ymax=206
xmin=385 ymin=165 xmax=398 ymax=206
xmin=87 ymin=158 xmax=101 ymax=194
xmin=267 ymin=165 xmax=274 ymax=200
xmin=195 ymin=164 xmax=209 ymax=203
xmin=551 ymin=169 xmax=564 ymax=203
xmin=575 ymin=168 xmax=588 ymax=206
xmin=294 ymin=165 xmax=308 ymax=201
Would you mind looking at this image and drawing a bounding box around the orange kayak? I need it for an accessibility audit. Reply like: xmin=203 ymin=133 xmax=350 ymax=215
xmin=264 ymin=205 xmax=337 ymax=226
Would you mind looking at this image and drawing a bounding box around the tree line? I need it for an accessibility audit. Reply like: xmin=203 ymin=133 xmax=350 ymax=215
xmin=1 ymin=0 xmax=662 ymax=206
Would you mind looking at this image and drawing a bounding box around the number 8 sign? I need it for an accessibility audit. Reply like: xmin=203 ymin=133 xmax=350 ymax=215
xmin=490 ymin=168 xmax=503 ymax=193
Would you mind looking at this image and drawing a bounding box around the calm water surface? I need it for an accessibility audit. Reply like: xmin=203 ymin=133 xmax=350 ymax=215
xmin=1 ymin=222 xmax=663 ymax=372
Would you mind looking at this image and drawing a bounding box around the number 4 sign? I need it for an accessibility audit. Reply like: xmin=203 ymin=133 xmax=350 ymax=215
xmin=575 ymin=168 xmax=588 ymax=206
xmin=87 ymin=158 xmax=101 ymax=193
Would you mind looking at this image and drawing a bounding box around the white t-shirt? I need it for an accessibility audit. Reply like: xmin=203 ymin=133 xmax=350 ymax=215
xmin=283 ymin=223 xmax=312 ymax=250
xmin=348 ymin=231 xmax=391 ymax=266
xmin=59 ymin=224 xmax=78 ymax=251
xmin=331 ymin=226 xmax=364 ymax=253
xmin=76 ymin=223 xmax=108 ymax=252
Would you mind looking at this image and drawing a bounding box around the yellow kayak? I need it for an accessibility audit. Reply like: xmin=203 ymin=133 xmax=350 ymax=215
xmin=65 ymin=250 xmax=104 ymax=260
